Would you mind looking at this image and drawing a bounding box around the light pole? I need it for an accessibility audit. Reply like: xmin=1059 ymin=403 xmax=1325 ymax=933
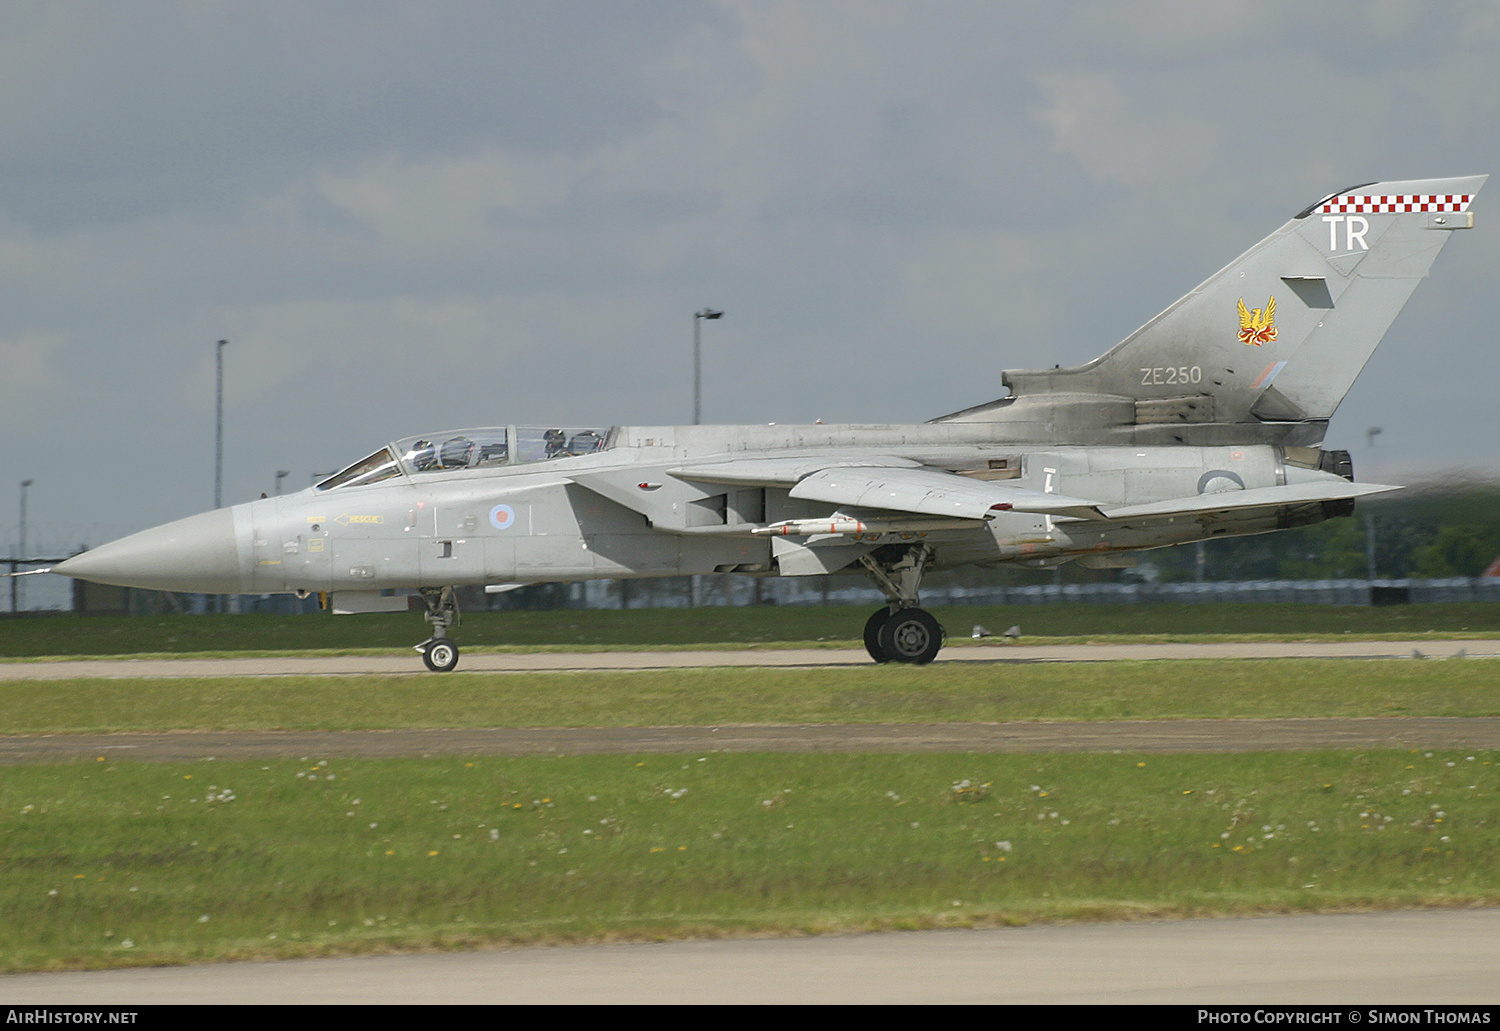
xmin=690 ymin=309 xmax=723 ymax=609
xmin=275 ymin=470 xmax=289 ymax=496
xmin=14 ymin=479 xmax=33 ymax=613
xmin=215 ymin=340 xmax=228 ymax=510
xmin=692 ymin=309 xmax=723 ymax=425
xmin=1365 ymin=427 xmax=1381 ymax=580
xmin=213 ymin=339 xmax=229 ymax=614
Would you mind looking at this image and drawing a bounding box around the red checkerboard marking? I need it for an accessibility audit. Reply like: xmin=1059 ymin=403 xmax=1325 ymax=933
xmin=1317 ymin=194 xmax=1472 ymax=214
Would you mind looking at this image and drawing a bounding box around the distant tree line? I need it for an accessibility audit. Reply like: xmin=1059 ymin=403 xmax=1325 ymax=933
xmin=1126 ymin=486 xmax=1500 ymax=583
xmin=918 ymin=486 xmax=1500 ymax=589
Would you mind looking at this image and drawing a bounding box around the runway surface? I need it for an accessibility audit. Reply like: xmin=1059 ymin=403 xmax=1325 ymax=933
xmin=2 ymin=636 xmax=1496 ymax=679
xmin=6 ymin=640 xmax=1498 ymax=1004
xmin=4 ymin=909 xmax=1498 ymax=1004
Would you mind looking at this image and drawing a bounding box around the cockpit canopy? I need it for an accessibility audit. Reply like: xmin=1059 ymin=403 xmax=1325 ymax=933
xmin=315 ymin=426 xmax=614 ymax=491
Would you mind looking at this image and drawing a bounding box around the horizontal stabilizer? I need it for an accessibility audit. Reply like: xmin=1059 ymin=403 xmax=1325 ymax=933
xmin=1082 ymin=480 xmax=1401 ymax=522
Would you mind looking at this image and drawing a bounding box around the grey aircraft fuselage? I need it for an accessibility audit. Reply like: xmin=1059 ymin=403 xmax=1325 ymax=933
xmin=234 ymin=431 xmax=1331 ymax=596
xmin=47 ymin=174 xmax=1487 ymax=669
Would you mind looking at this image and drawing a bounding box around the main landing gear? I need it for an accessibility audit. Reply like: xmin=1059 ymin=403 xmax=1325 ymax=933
xmin=415 ymin=586 xmax=461 ymax=672
xmin=858 ymin=544 xmax=945 ymax=665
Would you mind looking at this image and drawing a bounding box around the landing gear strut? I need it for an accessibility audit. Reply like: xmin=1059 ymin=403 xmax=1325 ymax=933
xmin=858 ymin=544 xmax=945 ymax=664
xmin=416 ymin=586 xmax=461 ymax=672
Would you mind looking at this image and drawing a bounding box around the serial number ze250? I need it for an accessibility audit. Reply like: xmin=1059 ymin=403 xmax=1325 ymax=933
xmin=1141 ymin=365 xmax=1203 ymax=386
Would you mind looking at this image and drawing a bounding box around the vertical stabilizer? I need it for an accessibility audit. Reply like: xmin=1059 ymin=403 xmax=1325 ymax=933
xmin=989 ymin=176 xmax=1485 ymax=438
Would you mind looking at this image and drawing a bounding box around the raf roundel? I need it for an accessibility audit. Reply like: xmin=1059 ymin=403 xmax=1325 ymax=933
xmin=488 ymin=504 xmax=516 ymax=531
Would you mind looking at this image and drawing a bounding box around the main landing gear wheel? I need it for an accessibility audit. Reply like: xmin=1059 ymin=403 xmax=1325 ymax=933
xmin=858 ymin=543 xmax=944 ymax=664
xmin=421 ymin=638 xmax=460 ymax=673
xmin=864 ymin=609 xmax=892 ymax=663
xmin=863 ymin=607 xmax=945 ymax=664
xmin=872 ymin=608 xmax=944 ymax=665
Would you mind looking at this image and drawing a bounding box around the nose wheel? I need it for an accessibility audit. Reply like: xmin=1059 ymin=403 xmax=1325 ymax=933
xmin=415 ymin=586 xmax=462 ymax=672
xmin=419 ymin=637 xmax=460 ymax=673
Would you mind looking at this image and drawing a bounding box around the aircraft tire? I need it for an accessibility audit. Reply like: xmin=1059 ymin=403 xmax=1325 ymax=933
xmin=863 ymin=609 xmax=893 ymax=663
xmin=422 ymin=639 xmax=460 ymax=673
xmin=876 ymin=608 xmax=944 ymax=665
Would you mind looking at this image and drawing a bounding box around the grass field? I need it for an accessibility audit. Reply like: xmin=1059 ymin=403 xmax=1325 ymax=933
xmin=5 ymin=748 xmax=1497 ymax=971
xmin=3 ymin=601 xmax=1500 ymax=972
xmin=3 ymin=658 xmax=1500 ymax=732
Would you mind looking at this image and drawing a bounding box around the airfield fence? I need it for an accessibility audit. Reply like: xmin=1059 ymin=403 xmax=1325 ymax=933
xmin=22 ymin=574 xmax=1500 ymax=617
xmin=892 ymin=577 xmax=1500 ymax=609
xmin=573 ymin=575 xmax=1500 ymax=610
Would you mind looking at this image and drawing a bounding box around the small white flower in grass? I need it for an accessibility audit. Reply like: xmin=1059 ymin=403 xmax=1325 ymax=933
xmin=198 ymin=915 xmax=210 ymax=923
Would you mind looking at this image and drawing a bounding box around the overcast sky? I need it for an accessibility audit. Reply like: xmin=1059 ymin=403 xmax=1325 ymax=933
xmin=5 ymin=0 xmax=1500 ymax=572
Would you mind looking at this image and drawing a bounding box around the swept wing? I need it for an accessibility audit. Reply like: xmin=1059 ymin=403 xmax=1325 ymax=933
xmin=676 ymin=458 xmax=1397 ymax=530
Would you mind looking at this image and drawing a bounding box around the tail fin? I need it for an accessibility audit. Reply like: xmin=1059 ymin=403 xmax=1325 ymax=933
xmin=984 ymin=176 xmax=1486 ymax=442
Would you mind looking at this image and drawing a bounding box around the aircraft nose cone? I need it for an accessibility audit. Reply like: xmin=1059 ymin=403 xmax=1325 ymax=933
xmin=53 ymin=508 xmax=245 ymax=593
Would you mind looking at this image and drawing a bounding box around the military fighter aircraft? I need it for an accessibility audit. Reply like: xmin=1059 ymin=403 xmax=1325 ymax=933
xmin=43 ymin=175 xmax=1485 ymax=670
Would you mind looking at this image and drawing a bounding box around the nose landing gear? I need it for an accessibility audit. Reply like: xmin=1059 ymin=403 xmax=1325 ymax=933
xmin=415 ymin=586 xmax=462 ymax=672
xmin=858 ymin=544 xmax=945 ymax=664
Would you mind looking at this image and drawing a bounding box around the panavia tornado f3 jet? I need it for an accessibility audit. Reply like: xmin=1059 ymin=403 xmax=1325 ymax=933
xmin=45 ymin=175 xmax=1486 ymax=670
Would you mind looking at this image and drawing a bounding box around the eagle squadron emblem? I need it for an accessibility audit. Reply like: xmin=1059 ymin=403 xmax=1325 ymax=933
xmin=1237 ymin=296 xmax=1277 ymax=346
